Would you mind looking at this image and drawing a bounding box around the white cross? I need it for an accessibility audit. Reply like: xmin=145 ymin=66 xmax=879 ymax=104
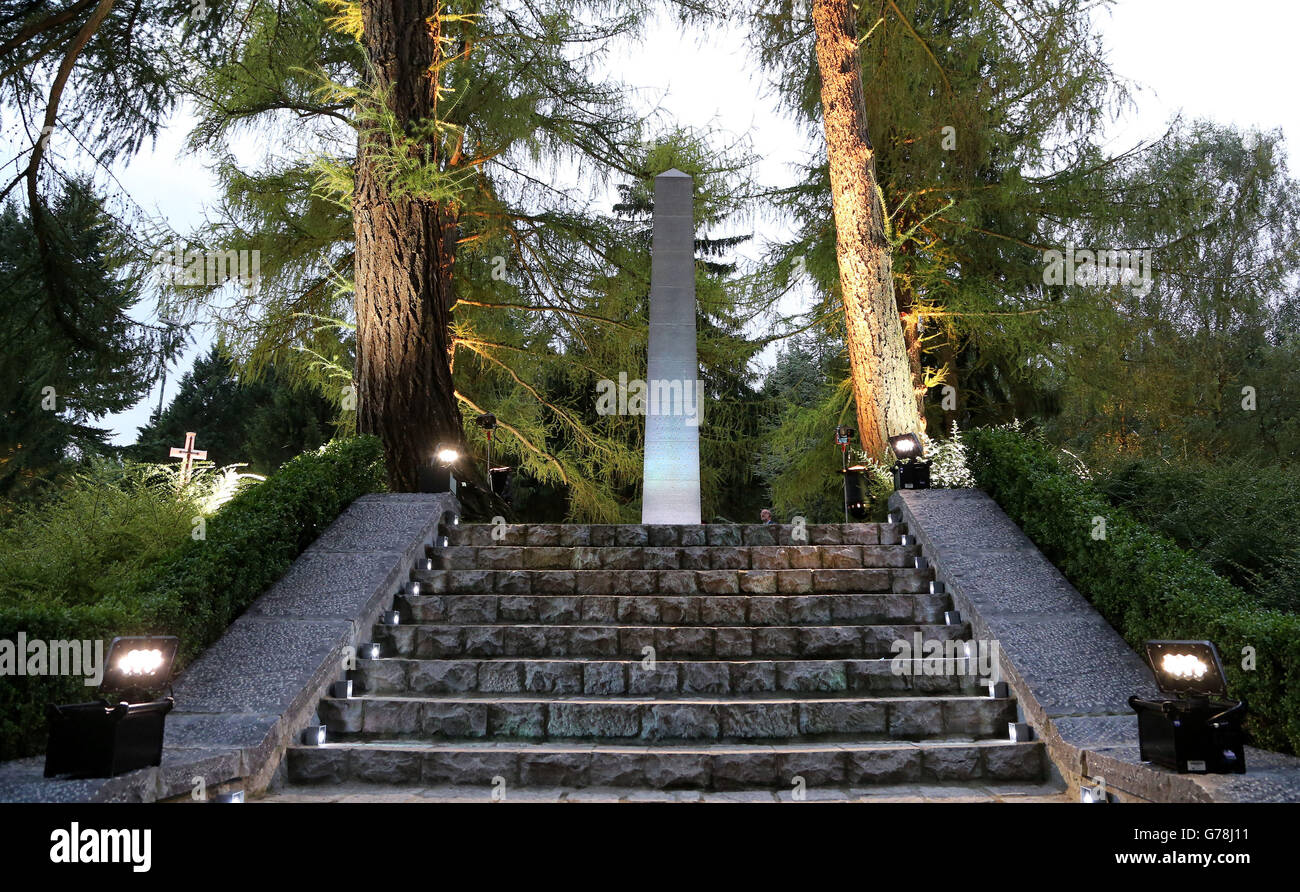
xmin=169 ymin=431 xmax=207 ymax=485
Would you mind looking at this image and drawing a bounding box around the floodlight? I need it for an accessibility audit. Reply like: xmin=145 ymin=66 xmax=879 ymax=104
xmin=889 ymin=433 xmax=930 ymax=490
xmin=100 ymin=636 xmax=179 ymax=696
xmin=44 ymin=636 xmax=179 ymax=779
xmin=1129 ymin=640 xmax=1245 ymax=774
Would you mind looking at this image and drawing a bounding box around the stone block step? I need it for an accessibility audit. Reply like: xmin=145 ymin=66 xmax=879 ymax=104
xmin=352 ymin=657 xmax=983 ymax=696
xmin=445 ymin=522 xmax=905 ymax=548
xmin=315 ymin=694 xmax=1017 ymax=742
xmin=286 ymin=739 xmax=1045 ymax=789
xmin=428 ymin=544 xmax=917 ymax=571
xmin=410 ymin=568 xmax=932 ymax=596
xmin=399 ymin=592 xmax=949 ymax=625
xmin=373 ymin=622 xmax=966 ymax=659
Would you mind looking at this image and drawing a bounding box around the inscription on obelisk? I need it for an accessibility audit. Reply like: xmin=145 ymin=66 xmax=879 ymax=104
xmin=641 ymin=169 xmax=702 ymax=524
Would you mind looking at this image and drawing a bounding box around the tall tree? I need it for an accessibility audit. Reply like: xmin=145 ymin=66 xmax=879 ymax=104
xmin=809 ymin=0 xmax=920 ymax=457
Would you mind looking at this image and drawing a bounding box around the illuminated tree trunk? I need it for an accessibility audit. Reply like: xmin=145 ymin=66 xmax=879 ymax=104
xmin=354 ymin=0 xmax=463 ymax=490
xmin=812 ymin=0 xmax=923 ymax=457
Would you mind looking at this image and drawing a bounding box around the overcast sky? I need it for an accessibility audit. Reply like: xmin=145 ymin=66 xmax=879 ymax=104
xmin=102 ymin=0 xmax=1300 ymax=446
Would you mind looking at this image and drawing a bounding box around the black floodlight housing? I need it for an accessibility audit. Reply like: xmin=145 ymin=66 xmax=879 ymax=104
xmin=44 ymin=636 xmax=178 ymax=779
xmin=418 ymin=442 xmax=460 ymax=494
xmin=889 ymin=432 xmax=931 ymax=490
xmin=1129 ymin=640 xmax=1245 ymax=774
xmin=475 ymin=413 xmax=498 ymax=432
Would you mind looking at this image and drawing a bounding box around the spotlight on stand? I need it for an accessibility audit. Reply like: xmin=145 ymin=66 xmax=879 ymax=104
xmin=1129 ymin=640 xmax=1245 ymax=774
xmin=44 ymin=636 xmax=179 ymax=779
xmin=418 ymin=443 xmax=461 ymax=494
xmin=889 ymin=432 xmax=931 ymax=490
xmin=833 ymin=426 xmax=869 ymax=522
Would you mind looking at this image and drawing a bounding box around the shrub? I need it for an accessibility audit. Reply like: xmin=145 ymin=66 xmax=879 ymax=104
xmin=0 ymin=436 xmax=386 ymax=759
xmin=966 ymin=425 xmax=1300 ymax=754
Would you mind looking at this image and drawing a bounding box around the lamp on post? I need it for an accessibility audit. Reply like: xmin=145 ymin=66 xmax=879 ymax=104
xmin=475 ymin=412 xmax=513 ymax=503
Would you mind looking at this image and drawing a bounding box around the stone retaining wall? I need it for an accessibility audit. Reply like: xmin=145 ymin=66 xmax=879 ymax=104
xmin=0 ymin=493 xmax=459 ymax=803
xmin=891 ymin=488 xmax=1300 ymax=802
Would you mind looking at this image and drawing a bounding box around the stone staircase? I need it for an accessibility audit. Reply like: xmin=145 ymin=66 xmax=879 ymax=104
xmin=282 ymin=522 xmax=1051 ymax=799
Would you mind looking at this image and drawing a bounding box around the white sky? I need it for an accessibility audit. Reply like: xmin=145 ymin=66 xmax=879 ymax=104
xmin=99 ymin=0 xmax=1300 ymax=445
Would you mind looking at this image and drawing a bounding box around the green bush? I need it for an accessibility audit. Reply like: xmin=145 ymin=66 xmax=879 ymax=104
xmin=0 ymin=436 xmax=386 ymax=759
xmin=966 ymin=425 xmax=1300 ymax=755
xmin=1096 ymin=458 xmax=1300 ymax=614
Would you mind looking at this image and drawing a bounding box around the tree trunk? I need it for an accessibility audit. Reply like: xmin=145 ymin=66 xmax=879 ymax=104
xmin=811 ymin=0 xmax=923 ymax=458
xmin=354 ymin=0 xmax=463 ymax=490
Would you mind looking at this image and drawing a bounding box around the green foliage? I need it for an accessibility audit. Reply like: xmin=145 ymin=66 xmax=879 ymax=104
xmin=1096 ymin=459 xmax=1300 ymax=614
xmin=0 ymin=180 xmax=181 ymax=505
xmin=127 ymin=346 xmax=336 ymax=475
xmin=0 ymin=436 xmax=386 ymax=759
xmin=967 ymin=425 xmax=1300 ymax=754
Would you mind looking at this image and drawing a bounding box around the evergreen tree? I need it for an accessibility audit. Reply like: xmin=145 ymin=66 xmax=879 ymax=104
xmin=0 ymin=179 xmax=179 ymax=503
xmin=128 ymin=346 xmax=336 ymax=475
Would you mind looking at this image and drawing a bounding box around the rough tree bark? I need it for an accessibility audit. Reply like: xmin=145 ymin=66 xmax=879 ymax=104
xmin=354 ymin=0 xmax=463 ymax=490
xmin=812 ymin=0 xmax=923 ymax=457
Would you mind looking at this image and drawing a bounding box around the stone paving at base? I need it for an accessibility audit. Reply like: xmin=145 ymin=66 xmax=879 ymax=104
xmin=261 ymin=780 xmax=1070 ymax=803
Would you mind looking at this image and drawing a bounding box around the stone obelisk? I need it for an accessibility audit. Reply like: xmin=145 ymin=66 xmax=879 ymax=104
xmin=641 ymin=169 xmax=702 ymax=524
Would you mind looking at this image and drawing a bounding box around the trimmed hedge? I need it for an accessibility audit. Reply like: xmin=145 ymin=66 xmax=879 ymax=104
xmin=0 ymin=436 xmax=386 ymax=760
xmin=966 ymin=426 xmax=1300 ymax=755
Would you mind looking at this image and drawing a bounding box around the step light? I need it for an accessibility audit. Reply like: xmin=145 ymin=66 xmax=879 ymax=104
xmin=300 ymin=724 xmax=327 ymax=746
xmin=929 ymin=580 xmax=945 ymax=595
xmin=406 ymin=580 xmax=422 ymax=597
xmin=1129 ymin=640 xmax=1246 ymax=774
xmin=381 ymin=609 xmax=401 ymax=625
xmin=900 ymin=534 xmax=913 ymax=546
xmin=913 ymin=555 xmax=928 ymax=570
xmin=419 ymin=557 xmax=434 ymax=571
xmin=1008 ymin=722 xmax=1033 ymax=742
xmin=43 ymin=636 xmax=179 ymax=779
xmin=1079 ymin=778 xmax=1108 ymax=803
xmin=357 ymin=642 xmax=381 ymax=661
xmin=213 ymin=790 xmax=245 ymax=804
xmin=887 ymin=511 xmax=901 ymax=524
xmin=440 ymin=534 xmax=450 ymax=546
xmin=330 ymin=680 xmax=353 ymax=699
xmin=944 ymin=610 xmax=962 ymax=625
xmin=987 ymin=681 xmax=1009 ymax=699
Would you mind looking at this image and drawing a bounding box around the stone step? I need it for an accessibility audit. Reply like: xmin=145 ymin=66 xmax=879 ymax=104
xmin=316 ymin=694 xmax=1017 ymax=742
xmin=399 ymin=592 xmax=950 ymax=625
xmin=286 ymin=739 xmax=1046 ymax=789
xmin=427 ymin=544 xmax=918 ymax=571
xmin=352 ymin=657 xmax=984 ymax=696
xmin=445 ymin=522 xmax=906 ymax=548
xmin=374 ymin=622 xmax=966 ymax=659
xmin=410 ymin=568 xmax=932 ymax=596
